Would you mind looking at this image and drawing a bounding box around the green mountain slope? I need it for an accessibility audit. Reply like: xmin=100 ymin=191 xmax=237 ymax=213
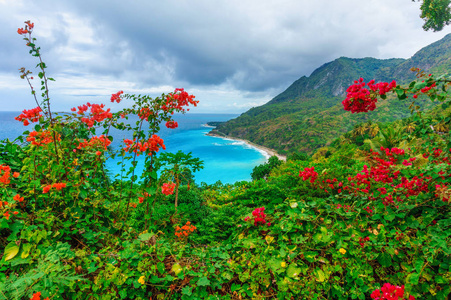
xmin=213 ymin=34 xmax=451 ymax=155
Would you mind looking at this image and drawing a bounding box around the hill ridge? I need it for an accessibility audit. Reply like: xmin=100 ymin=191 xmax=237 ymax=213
xmin=213 ymin=34 xmax=451 ymax=155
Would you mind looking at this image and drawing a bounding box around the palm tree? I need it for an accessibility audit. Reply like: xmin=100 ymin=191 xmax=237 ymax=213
xmin=369 ymin=123 xmax=380 ymax=137
xmin=404 ymin=121 xmax=416 ymax=134
xmin=352 ymin=123 xmax=366 ymax=137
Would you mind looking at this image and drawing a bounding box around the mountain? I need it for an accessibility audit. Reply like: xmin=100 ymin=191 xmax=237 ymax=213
xmin=212 ymin=34 xmax=451 ymax=155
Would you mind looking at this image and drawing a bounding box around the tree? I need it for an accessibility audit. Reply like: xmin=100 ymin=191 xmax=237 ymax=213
xmin=156 ymin=151 xmax=204 ymax=213
xmin=414 ymin=0 xmax=451 ymax=31
xmin=251 ymin=156 xmax=282 ymax=181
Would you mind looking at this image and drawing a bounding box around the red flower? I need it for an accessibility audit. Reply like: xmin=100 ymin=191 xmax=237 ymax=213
xmin=52 ymin=183 xmax=66 ymax=190
xmin=17 ymin=28 xmax=28 ymax=35
xmin=30 ymin=292 xmax=49 ymax=300
xmin=15 ymin=107 xmax=42 ymax=126
xmin=165 ymin=120 xmax=178 ymax=129
xmin=13 ymin=194 xmax=24 ymax=202
xmin=161 ymin=182 xmax=176 ymax=195
xmin=110 ymin=91 xmax=124 ymax=103
xmin=342 ymin=78 xmax=396 ymax=113
xmin=42 ymin=185 xmax=52 ymax=193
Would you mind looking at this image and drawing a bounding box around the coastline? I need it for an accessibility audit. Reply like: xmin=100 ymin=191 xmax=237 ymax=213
xmin=206 ymin=131 xmax=287 ymax=161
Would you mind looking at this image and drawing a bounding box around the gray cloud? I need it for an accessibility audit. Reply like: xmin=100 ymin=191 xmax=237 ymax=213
xmin=1 ymin=0 xmax=451 ymax=113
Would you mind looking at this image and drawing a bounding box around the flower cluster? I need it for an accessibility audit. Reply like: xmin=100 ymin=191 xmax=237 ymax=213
xmin=77 ymin=135 xmax=112 ymax=152
xmin=244 ymin=207 xmax=270 ymax=226
xmin=162 ymin=88 xmax=198 ymax=113
xmin=42 ymin=182 xmax=67 ymax=193
xmin=370 ymin=283 xmax=415 ymax=300
xmin=342 ymin=78 xmax=396 ymax=113
xmin=123 ymin=135 xmax=165 ymax=156
xmin=30 ymin=292 xmax=49 ymax=300
xmin=165 ymin=120 xmax=178 ymax=129
xmin=299 ymin=167 xmax=318 ymax=184
xmin=175 ymin=221 xmax=197 ymax=238
xmin=335 ymin=203 xmax=352 ymax=212
xmin=71 ymin=103 xmax=113 ymax=128
xmin=15 ymin=107 xmax=42 ymax=126
xmin=17 ymin=21 xmax=34 ymax=35
xmin=435 ymin=184 xmax=450 ymax=202
xmin=110 ymin=91 xmax=124 ymax=103
xmin=13 ymin=194 xmax=24 ymax=202
xmin=138 ymin=192 xmax=150 ymax=204
xmin=359 ymin=236 xmax=370 ymax=248
xmin=0 ymin=165 xmax=12 ymax=185
xmin=1 ymin=195 xmax=20 ymax=220
xmin=27 ymin=130 xmax=60 ymax=147
xmin=162 ymin=182 xmax=176 ymax=195
xmin=138 ymin=107 xmax=153 ymax=121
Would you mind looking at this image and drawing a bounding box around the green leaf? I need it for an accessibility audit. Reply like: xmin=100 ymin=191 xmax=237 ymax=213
xmin=197 ymin=276 xmax=210 ymax=286
xmin=181 ymin=286 xmax=192 ymax=296
xmin=377 ymin=252 xmax=392 ymax=267
xmin=286 ymin=263 xmax=301 ymax=278
xmin=415 ymin=259 xmax=424 ymax=273
xmin=157 ymin=262 xmax=165 ymax=274
xmin=4 ymin=242 xmax=20 ymax=261
xmin=414 ymin=82 xmax=426 ymax=91
xmin=384 ymin=214 xmax=396 ymax=221
xmin=21 ymin=243 xmax=32 ymax=259
xmin=315 ymin=269 xmax=326 ymax=282
xmin=171 ymin=263 xmax=183 ymax=276
xmin=138 ymin=232 xmax=153 ymax=242
xmin=395 ymin=88 xmax=406 ymax=99
xmin=408 ymin=273 xmax=420 ymax=285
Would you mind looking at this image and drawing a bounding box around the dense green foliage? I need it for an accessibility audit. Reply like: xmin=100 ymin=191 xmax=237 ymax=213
xmin=2 ymin=20 xmax=451 ymax=300
xmin=251 ymin=156 xmax=282 ymax=181
xmin=415 ymin=0 xmax=451 ymax=31
xmin=215 ymin=34 xmax=451 ymax=156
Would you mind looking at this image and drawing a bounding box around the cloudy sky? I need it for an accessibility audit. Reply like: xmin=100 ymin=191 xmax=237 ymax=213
xmin=1 ymin=0 xmax=451 ymax=113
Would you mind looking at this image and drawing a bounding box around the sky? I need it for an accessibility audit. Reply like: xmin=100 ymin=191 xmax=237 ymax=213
xmin=1 ymin=0 xmax=451 ymax=114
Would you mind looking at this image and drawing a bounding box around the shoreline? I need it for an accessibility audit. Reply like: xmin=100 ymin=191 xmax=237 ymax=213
xmin=206 ymin=131 xmax=287 ymax=161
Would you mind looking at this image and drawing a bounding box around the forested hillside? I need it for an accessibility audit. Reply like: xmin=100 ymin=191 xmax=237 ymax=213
xmin=213 ymin=34 xmax=451 ymax=155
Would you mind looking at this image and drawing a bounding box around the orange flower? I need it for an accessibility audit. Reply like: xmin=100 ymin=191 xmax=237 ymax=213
xmin=30 ymin=292 xmax=49 ymax=300
xmin=52 ymin=183 xmax=66 ymax=190
xmin=13 ymin=194 xmax=24 ymax=202
xmin=13 ymin=172 xmax=20 ymax=178
xmin=3 ymin=211 xmax=10 ymax=220
xmin=42 ymin=185 xmax=52 ymax=193
xmin=17 ymin=28 xmax=28 ymax=35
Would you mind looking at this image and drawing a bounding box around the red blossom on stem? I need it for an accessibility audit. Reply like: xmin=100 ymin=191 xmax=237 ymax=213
xmin=15 ymin=107 xmax=42 ymax=126
xmin=27 ymin=130 xmax=60 ymax=147
xmin=244 ymin=207 xmax=270 ymax=226
xmin=299 ymin=167 xmax=318 ymax=184
xmin=370 ymin=283 xmax=415 ymax=300
xmin=122 ymin=135 xmax=165 ymax=156
xmin=110 ymin=91 xmax=124 ymax=103
xmin=342 ymin=78 xmax=396 ymax=113
xmin=165 ymin=120 xmax=178 ymax=129
xmin=162 ymin=182 xmax=176 ymax=195
xmin=71 ymin=103 xmax=113 ymax=128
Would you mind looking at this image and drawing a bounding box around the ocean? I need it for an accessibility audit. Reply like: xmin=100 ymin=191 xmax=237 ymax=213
xmin=0 ymin=112 xmax=268 ymax=184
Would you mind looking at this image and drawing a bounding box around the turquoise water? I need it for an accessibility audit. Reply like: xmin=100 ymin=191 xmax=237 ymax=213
xmin=0 ymin=112 xmax=268 ymax=184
